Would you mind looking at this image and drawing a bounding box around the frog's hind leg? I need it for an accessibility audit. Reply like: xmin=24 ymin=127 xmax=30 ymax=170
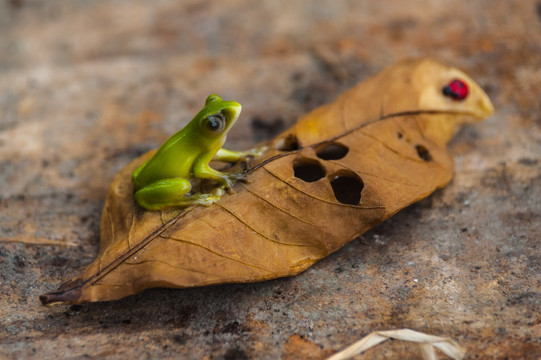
xmin=134 ymin=178 xmax=223 ymax=211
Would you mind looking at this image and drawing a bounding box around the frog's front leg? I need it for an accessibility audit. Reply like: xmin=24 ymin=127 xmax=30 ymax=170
xmin=134 ymin=178 xmax=222 ymax=210
xmin=214 ymin=147 xmax=267 ymax=162
xmin=194 ymin=154 xmax=244 ymax=190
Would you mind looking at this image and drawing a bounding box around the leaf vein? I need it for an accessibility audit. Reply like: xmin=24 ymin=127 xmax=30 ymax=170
xmin=331 ymin=161 xmax=420 ymax=188
xmin=240 ymin=184 xmax=314 ymax=225
xmin=160 ymin=234 xmax=271 ymax=272
xmin=215 ymin=202 xmax=320 ymax=247
xmin=358 ymin=130 xmax=426 ymax=164
xmin=123 ymin=258 xmax=209 ymax=275
xmin=262 ymin=167 xmax=385 ymax=210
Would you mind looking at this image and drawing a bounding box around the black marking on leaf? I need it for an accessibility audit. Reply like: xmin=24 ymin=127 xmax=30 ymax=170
xmin=415 ymin=145 xmax=432 ymax=162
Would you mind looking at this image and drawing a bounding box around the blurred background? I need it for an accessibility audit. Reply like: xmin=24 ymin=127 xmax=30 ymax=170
xmin=0 ymin=1 xmax=539 ymax=359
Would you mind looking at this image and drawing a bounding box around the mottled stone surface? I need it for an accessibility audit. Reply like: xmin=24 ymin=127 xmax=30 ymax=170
xmin=0 ymin=1 xmax=539 ymax=359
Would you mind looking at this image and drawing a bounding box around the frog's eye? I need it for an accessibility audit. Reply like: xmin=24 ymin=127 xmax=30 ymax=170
xmin=442 ymin=79 xmax=469 ymax=101
xmin=205 ymin=94 xmax=222 ymax=105
xmin=202 ymin=113 xmax=226 ymax=134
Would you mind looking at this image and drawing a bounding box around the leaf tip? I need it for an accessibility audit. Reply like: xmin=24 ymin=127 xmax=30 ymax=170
xmin=39 ymin=278 xmax=84 ymax=306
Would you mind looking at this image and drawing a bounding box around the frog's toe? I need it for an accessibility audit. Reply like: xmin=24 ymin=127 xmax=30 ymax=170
xmin=193 ymin=192 xmax=223 ymax=206
xmin=210 ymin=187 xmax=225 ymax=197
xmin=225 ymin=173 xmax=248 ymax=189
xmin=250 ymin=145 xmax=268 ymax=156
xmin=199 ymin=198 xmax=217 ymax=207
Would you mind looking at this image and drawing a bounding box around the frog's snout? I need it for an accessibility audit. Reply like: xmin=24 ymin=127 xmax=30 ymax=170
xmin=229 ymin=102 xmax=242 ymax=117
xmin=224 ymin=102 xmax=242 ymax=123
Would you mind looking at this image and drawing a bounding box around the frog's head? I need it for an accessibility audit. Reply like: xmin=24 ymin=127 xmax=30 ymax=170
xmin=195 ymin=94 xmax=242 ymax=140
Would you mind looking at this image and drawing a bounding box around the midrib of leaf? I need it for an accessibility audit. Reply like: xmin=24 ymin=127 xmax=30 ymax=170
xmin=67 ymin=207 xmax=193 ymax=292
xmin=160 ymin=234 xmax=271 ymax=272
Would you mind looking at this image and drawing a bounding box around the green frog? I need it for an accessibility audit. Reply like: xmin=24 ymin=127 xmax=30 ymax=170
xmin=132 ymin=94 xmax=258 ymax=210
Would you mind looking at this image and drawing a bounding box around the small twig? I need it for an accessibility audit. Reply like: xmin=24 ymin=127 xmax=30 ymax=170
xmin=0 ymin=237 xmax=78 ymax=247
xmin=326 ymin=328 xmax=465 ymax=360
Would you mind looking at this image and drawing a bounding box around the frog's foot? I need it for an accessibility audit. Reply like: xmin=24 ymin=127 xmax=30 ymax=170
xmin=185 ymin=190 xmax=224 ymax=207
xmin=221 ymin=172 xmax=249 ymax=193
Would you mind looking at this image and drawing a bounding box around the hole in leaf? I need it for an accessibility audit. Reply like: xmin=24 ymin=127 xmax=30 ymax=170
xmin=316 ymin=142 xmax=349 ymax=160
xmin=397 ymin=132 xmax=403 ymax=139
xmin=329 ymin=171 xmax=364 ymax=205
xmin=293 ymin=158 xmax=325 ymax=182
xmin=415 ymin=145 xmax=432 ymax=162
xmin=275 ymin=133 xmax=299 ymax=151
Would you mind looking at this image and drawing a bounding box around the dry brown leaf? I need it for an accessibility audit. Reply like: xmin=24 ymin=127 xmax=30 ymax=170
xmin=40 ymin=59 xmax=493 ymax=305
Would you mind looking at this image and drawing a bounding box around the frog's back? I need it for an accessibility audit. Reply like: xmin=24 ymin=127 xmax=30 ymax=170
xmin=133 ymin=134 xmax=198 ymax=190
